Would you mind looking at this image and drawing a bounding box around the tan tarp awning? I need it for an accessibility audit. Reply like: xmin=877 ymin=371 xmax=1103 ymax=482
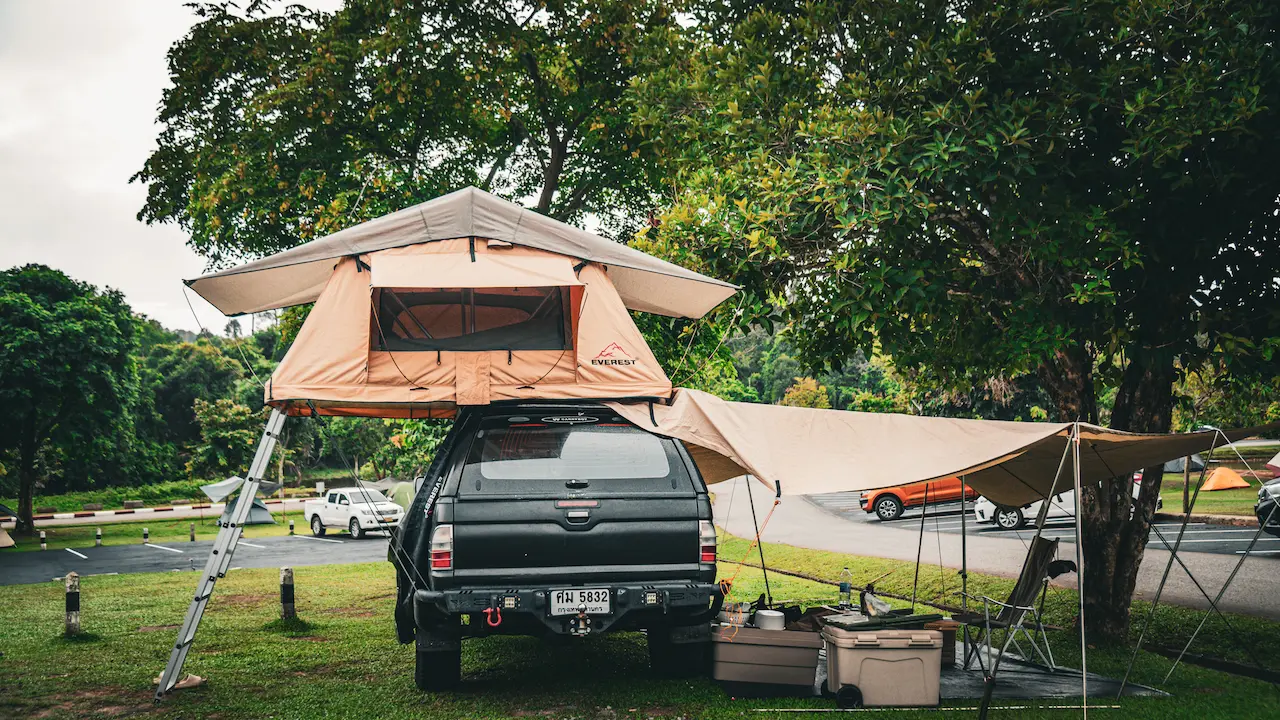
xmin=607 ymin=389 xmax=1279 ymax=506
xmin=187 ymin=186 xmax=737 ymax=319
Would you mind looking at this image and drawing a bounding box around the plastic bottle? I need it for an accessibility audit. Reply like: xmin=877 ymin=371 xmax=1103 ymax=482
xmin=837 ymin=567 xmax=853 ymax=609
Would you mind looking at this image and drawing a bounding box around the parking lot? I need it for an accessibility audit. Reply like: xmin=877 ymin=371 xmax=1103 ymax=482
xmin=0 ymin=533 xmax=391 ymax=586
xmin=807 ymin=493 xmax=1279 ymax=558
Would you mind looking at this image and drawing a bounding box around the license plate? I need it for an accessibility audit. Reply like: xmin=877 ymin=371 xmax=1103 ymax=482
xmin=381 ymin=516 xmax=396 ymax=523
xmin=550 ymin=588 xmax=611 ymax=616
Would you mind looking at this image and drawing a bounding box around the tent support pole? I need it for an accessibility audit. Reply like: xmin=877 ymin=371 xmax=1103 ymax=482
xmin=1164 ymin=494 xmax=1280 ymax=684
xmin=1072 ymin=422 xmax=1088 ymax=718
xmin=911 ymin=484 xmax=929 ymax=612
xmin=746 ymin=476 xmax=772 ymax=607
xmin=959 ymin=475 xmax=970 ymax=670
xmin=1118 ymin=432 xmax=1219 ymax=696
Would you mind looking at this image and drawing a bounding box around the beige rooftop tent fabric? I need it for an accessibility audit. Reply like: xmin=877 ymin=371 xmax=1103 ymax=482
xmin=268 ymin=238 xmax=671 ymax=416
xmin=1201 ymin=467 xmax=1251 ymax=492
xmin=606 ymin=389 xmax=1279 ymax=506
xmin=187 ymin=187 xmax=737 ymax=319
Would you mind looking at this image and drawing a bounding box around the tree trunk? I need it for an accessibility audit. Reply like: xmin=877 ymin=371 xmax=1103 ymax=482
xmin=1078 ymin=348 xmax=1176 ymax=643
xmin=16 ymin=446 xmax=37 ymax=537
xmin=536 ymin=139 xmax=566 ymax=214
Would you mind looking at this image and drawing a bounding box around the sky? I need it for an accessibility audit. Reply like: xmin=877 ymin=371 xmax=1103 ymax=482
xmin=0 ymin=1 xmax=338 ymax=335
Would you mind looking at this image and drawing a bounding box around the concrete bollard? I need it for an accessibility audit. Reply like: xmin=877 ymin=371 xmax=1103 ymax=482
xmin=280 ymin=567 xmax=296 ymax=620
xmin=95 ymin=528 xmax=102 ymax=547
xmin=143 ymin=527 xmax=149 ymax=544
xmin=189 ymin=523 xmax=196 ymax=542
xmin=40 ymin=531 xmax=47 ymax=551
xmin=65 ymin=572 xmax=80 ymax=637
xmin=289 ymin=519 xmax=295 ymax=536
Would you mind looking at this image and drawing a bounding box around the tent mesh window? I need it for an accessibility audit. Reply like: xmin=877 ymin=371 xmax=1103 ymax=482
xmin=372 ymin=287 xmax=572 ymax=352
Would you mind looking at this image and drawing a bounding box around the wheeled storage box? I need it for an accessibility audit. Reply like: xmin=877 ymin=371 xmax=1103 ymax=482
xmin=712 ymin=625 xmax=823 ymax=688
xmin=821 ymin=627 xmax=942 ymax=708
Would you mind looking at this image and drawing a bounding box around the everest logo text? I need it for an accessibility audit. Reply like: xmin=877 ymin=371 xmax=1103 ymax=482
xmin=590 ymin=342 xmax=637 ymax=366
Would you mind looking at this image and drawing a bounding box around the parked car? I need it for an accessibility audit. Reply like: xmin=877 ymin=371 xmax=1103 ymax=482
xmin=1257 ymin=478 xmax=1280 ymax=538
xmin=973 ymin=475 xmax=1160 ymax=530
xmin=304 ymin=487 xmax=404 ymax=539
xmin=859 ymin=477 xmax=978 ymax=521
xmin=390 ymin=403 xmax=723 ymax=690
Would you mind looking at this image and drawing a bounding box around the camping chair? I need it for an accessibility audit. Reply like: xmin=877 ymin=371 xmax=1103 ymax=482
xmin=955 ymin=536 xmax=1075 ymax=673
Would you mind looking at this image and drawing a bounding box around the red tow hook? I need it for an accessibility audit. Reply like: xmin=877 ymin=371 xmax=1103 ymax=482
xmin=483 ymin=607 xmax=503 ymax=627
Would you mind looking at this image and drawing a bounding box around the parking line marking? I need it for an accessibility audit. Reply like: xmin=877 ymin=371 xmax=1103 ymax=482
xmin=292 ymin=534 xmax=344 ymax=544
xmin=1165 ymin=537 xmax=1279 ymax=544
xmin=144 ymin=543 xmax=185 ymax=554
xmin=237 ymin=541 xmax=266 ymax=549
xmin=65 ymin=548 xmax=88 ymax=559
xmin=1235 ymin=550 xmax=1280 ymax=555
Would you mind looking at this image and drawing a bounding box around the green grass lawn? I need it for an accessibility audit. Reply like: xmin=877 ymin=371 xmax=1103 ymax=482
xmin=1157 ymin=473 xmax=1262 ymax=517
xmin=2 ymin=537 xmax=1277 ymax=719
xmin=4 ymin=511 xmax=309 ymax=552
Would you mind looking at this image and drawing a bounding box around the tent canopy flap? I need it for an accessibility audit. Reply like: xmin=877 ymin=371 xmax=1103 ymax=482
xmin=187 ymin=186 xmax=736 ymax=319
xmin=606 ymin=389 xmax=1279 ymax=506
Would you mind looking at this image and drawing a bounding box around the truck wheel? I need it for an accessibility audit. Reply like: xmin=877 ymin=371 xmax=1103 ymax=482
xmin=647 ymin=631 xmax=709 ymax=678
xmin=414 ymin=647 xmax=461 ymax=691
xmin=349 ymin=517 xmax=364 ymax=540
xmin=874 ymin=495 xmax=904 ymax=521
xmin=310 ymin=515 xmax=326 ymax=537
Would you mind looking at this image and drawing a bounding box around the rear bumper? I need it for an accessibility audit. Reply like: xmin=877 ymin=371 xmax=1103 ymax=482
xmin=414 ymin=581 xmax=723 ymax=638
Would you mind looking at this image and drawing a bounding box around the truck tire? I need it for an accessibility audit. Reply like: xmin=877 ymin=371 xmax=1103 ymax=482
xmin=349 ymin=517 xmax=364 ymax=540
xmin=310 ymin=515 xmax=326 ymax=537
xmin=414 ymin=647 xmax=461 ymax=691
xmin=647 ymin=631 xmax=710 ymax=678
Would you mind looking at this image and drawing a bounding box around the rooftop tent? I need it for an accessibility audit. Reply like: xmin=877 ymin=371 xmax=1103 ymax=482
xmin=185 ymin=189 xmax=736 ymax=417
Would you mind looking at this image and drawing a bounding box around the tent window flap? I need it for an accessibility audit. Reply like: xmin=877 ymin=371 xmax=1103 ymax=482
xmin=373 ymin=287 xmax=571 ymax=352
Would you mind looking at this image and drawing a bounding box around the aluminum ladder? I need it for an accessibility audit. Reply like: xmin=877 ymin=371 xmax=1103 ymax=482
xmin=155 ymin=408 xmax=287 ymax=700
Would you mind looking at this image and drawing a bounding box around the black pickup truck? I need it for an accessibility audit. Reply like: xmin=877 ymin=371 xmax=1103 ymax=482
xmin=390 ymin=403 xmax=723 ymax=690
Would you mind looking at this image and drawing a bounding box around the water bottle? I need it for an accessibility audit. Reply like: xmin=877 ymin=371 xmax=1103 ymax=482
xmin=837 ymin=567 xmax=853 ymax=609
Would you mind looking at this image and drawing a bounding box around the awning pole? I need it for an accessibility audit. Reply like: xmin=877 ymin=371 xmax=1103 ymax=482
xmin=1072 ymin=423 xmax=1088 ymax=718
xmin=1118 ymin=431 xmax=1219 ymax=696
xmin=746 ymin=475 xmax=772 ymax=607
xmin=959 ymin=476 xmax=968 ymax=612
xmin=911 ymin=483 xmax=930 ymax=612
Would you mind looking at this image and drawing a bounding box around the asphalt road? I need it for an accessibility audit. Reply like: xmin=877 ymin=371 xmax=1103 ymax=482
xmin=712 ymin=477 xmax=1280 ymax=621
xmin=806 ymin=493 xmax=1280 ymax=557
xmin=0 ymin=533 xmax=391 ymax=586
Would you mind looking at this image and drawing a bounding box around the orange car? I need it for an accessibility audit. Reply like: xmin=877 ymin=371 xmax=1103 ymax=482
xmin=859 ymin=477 xmax=978 ymax=521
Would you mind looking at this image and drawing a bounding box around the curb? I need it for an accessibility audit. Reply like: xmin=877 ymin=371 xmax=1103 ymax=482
xmin=1152 ymin=512 xmax=1257 ymax=527
xmin=25 ymin=497 xmax=295 ymax=522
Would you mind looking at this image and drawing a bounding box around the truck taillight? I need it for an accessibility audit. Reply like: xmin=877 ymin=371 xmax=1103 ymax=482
xmin=430 ymin=524 xmax=453 ymax=571
xmin=699 ymin=520 xmax=717 ymax=564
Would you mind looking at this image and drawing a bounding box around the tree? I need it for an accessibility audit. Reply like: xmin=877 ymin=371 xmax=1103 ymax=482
xmin=0 ymin=266 xmax=139 ymax=533
xmin=134 ymin=0 xmax=672 ymax=267
xmin=186 ymin=399 xmax=262 ymax=480
xmin=320 ymin=417 xmax=393 ymax=478
xmin=139 ymin=340 xmax=244 ymax=448
xmin=224 ymin=318 xmax=242 ymax=338
xmin=632 ymin=1 xmax=1280 ymax=640
xmin=779 ymin=377 xmax=830 ymax=409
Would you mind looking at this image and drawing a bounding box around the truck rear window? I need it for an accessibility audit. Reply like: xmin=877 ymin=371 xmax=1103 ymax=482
xmin=460 ymin=418 xmax=688 ymax=495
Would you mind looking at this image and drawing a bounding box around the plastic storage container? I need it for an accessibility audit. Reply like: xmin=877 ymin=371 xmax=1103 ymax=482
xmin=821 ymin=627 xmax=942 ymax=708
xmin=712 ymin=625 xmax=823 ymax=687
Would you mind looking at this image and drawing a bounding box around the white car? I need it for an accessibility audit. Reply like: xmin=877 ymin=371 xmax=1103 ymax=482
xmin=973 ymin=475 xmax=1160 ymax=530
xmin=303 ymin=487 xmax=404 ymax=539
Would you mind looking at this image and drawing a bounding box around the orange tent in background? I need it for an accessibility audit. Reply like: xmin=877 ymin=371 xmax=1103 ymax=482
xmin=1201 ymin=466 xmax=1251 ymax=492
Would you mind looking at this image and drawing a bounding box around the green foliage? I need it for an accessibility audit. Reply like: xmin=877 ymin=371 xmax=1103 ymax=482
xmin=370 ymin=420 xmax=451 ymax=480
xmin=138 ymin=340 xmax=244 ymax=446
xmin=634 ymin=311 xmax=756 ymax=401
xmin=134 ymin=0 xmax=673 ymax=266
xmin=319 ymin=417 xmax=393 ymax=478
xmin=0 ymin=265 xmax=140 ymax=531
xmin=186 ymin=399 xmax=262 ymax=480
xmin=778 ymin=377 xmax=830 ymax=409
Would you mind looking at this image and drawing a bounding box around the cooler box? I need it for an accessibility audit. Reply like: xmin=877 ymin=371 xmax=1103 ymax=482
xmin=821 ymin=627 xmax=942 ymax=707
xmin=712 ymin=625 xmax=823 ymax=687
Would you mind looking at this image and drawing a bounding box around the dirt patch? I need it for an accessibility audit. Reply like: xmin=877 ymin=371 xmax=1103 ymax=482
xmin=136 ymin=624 xmax=180 ymax=633
xmin=289 ymin=635 xmax=329 ymax=642
xmin=320 ymin=606 xmax=375 ymax=618
xmin=218 ymin=593 xmax=271 ymax=607
xmin=362 ymin=591 xmax=396 ymax=601
xmin=31 ymin=687 xmax=155 ymax=719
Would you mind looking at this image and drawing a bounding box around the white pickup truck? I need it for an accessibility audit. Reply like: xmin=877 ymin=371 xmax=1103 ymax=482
xmin=304 ymin=488 xmax=404 ymax=539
